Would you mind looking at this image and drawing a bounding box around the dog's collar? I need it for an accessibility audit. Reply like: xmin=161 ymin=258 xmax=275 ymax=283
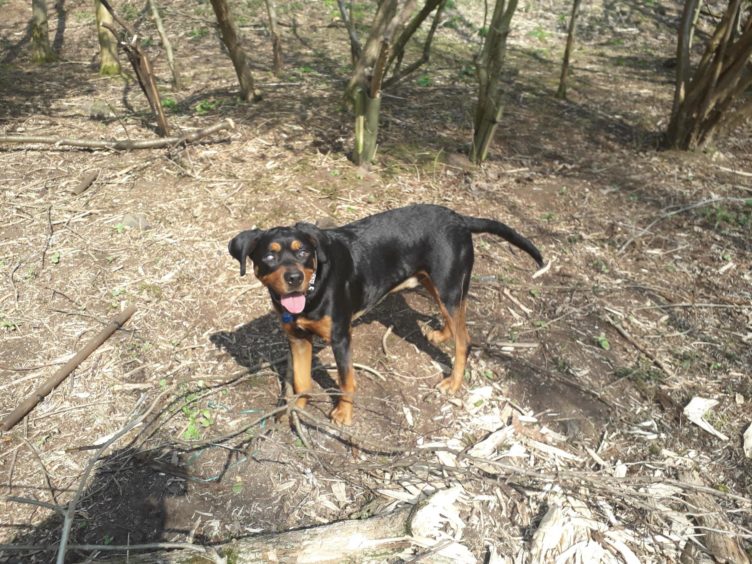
xmin=307 ymin=271 xmax=317 ymax=294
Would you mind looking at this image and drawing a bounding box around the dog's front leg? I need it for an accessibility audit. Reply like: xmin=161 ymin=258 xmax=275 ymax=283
xmin=329 ymin=330 xmax=355 ymax=426
xmin=285 ymin=331 xmax=313 ymax=411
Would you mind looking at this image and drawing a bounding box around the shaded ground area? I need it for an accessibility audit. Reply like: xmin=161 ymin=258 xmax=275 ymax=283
xmin=1 ymin=0 xmax=750 ymax=561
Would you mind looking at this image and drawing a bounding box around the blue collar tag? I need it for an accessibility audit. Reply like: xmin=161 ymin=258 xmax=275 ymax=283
xmin=281 ymin=312 xmax=295 ymax=324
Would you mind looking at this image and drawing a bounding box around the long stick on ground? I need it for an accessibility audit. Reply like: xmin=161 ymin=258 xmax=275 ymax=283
xmin=0 ymin=118 xmax=235 ymax=151
xmin=1 ymin=305 xmax=136 ymax=433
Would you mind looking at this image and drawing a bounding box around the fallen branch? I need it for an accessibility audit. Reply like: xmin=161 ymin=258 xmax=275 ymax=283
xmin=1 ymin=305 xmax=136 ymax=432
xmin=0 ymin=119 xmax=234 ymax=151
xmin=95 ymin=505 xmax=413 ymax=562
xmin=679 ymin=470 xmax=750 ymax=564
xmin=606 ymin=315 xmax=676 ymax=380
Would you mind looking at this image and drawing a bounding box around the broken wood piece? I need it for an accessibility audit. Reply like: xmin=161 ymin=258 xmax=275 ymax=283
xmin=0 ymin=119 xmax=235 ymax=151
xmin=96 ymin=505 xmax=413 ymax=562
xmin=1 ymin=305 xmax=136 ymax=432
xmin=679 ymin=470 xmax=750 ymax=564
xmin=72 ymin=170 xmax=100 ymax=195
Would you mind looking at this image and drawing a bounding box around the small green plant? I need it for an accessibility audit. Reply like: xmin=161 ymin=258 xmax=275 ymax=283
xmin=541 ymin=212 xmax=555 ymax=222
xmin=114 ymin=222 xmax=126 ymax=234
xmin=102 ymin=534 xmax=114 ymax=545
xmin=417 ymin=74 xmax=432 ymax=87
xmin=232 ymin=481 xmax=244 ymax=494
xmin=121 ymin=3 xmax=138 ymax=20
xmin=195 ymin=98 xmax=219 ymax=114
xmin=189 ymin=27 xmax=209 ymax=40
xmin=1 ymin=315 xmax=18 ymax=331
xmin=592 ymin=259 xmax=609 ymax=273
xmin=528 ymin=26 xmax=549 ymax=42
xmin=162 ymin=97 xmax=178 ymax=111
xmin=182 ymin=396 xmax=213 ymax=440
xmin=50 ymin=251 xmax=61 ymax=265
xmin=529 ymin=288 xmax=540 ymax=298
xmin=595 ymin=333 xmax=611 ymax=351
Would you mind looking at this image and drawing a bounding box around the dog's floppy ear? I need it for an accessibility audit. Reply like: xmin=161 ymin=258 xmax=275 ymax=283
xmin=295 ymin=222 xmax=329 ymax=264
xmin=228 ymin=229 xmax=262 ymax=276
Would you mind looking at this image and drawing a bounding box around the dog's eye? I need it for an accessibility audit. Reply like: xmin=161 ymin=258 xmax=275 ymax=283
xmin=296 ymin=249 xmax=310 ymax=259
xmin=263 ymin=252 xmax=277 ymax=263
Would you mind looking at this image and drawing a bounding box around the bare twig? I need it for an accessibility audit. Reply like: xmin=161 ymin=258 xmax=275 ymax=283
xmin=0 ymin=119 xmax=235 ymax=151
xmin=606 ymin=315 xmax=676 ymax=379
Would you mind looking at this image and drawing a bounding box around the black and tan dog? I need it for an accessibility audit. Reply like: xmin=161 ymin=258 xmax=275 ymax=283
xmin=229 ymin=204 xmax=543 ymax=425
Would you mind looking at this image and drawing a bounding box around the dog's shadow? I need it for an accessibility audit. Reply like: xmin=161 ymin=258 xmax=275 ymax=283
xmin=210 ymin=291 xmax=452 ymax=405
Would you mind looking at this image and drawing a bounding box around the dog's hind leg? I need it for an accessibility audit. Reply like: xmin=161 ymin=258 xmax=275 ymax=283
xmin=418 ymin=271 xmax=471 ymax=394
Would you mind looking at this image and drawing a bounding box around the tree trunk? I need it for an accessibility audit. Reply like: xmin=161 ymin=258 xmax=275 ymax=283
xmin=94 ymin=0 xmax=120 ymax=75
xmin=31 ymin=0 xmax=56 ymax=63
xmin=471 ymin=0 xmax=518 ymax=163
xmin=148 ymin=0 xmax=181 ymax=89
xmin=210 ymin=0 xmax=259 ymax=102
xmin=665 ymin=0 xmax=752 ymax=150
xmin=556 ymin=0 xmax=581 ymax=99
xmin=264 ymin=0 xmax=283 ymax=75
xmin=346 ymin=0 xmax=419 ymax=164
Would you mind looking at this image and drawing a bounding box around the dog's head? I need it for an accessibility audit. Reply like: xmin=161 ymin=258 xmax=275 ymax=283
xmin=228 ymin=223 xmax=328 ymax=315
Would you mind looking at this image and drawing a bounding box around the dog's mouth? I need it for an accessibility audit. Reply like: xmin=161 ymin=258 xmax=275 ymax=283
xmin=279 ymin=292 xmax=306 ymax=314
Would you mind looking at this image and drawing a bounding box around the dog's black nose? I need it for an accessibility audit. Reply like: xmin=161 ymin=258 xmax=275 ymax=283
xmin=284 ymin=270 xmax=304 ymax=287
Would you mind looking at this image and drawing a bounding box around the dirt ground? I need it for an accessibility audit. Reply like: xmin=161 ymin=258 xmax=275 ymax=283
xmin=1 ymin=0 xmax=750 ymax=561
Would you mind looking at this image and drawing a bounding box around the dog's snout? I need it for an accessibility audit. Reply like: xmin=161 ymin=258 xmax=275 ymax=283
xmin=284 ymin=269 xmax=304 ymax=287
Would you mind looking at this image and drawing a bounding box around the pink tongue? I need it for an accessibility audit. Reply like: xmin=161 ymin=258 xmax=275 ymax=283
xmin=280 ymin=294 xmax=306 ymax=314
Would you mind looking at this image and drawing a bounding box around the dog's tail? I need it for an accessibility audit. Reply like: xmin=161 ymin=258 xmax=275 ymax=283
xmin=463 ymin=216 xmax=544 ymax=267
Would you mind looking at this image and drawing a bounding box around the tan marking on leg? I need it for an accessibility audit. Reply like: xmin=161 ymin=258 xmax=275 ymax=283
xmin=330 ymin=362 xmax=356 ymax=426
xmin=437 ymin=299 xmax=470 ymax=394
xmin=285 ymin=330 xmax=313 ymax=409
xmin=419 ymin=273 xmax=454 ymax=345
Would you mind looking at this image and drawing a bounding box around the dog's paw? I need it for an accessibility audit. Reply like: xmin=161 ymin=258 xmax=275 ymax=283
xmin=425 ymin=326 xmax=451 ymax=346
xmin=436 ymin=377 xmax=461 ymax=395
xmin=330 ymin=402 xmax=353 ymax=426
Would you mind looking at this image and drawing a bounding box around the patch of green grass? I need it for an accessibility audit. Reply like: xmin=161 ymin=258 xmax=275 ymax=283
xmin=541 ymin=211 xmax=555 ymax=222
xmin=189 ymin=27 xmax=209 ymax=41
xmin=121 ymin=4 xmax=138 ymax=20
xmin=162 ymin=97 xmax=178 ymax=111
xmin=1 ymin=315 xmax=18 ymax=331
xmin=195 ymin=98 xmax=220 ymax=114
xmin=416 ymin=74 xmax=432 ymax=87
xmin=528 ymin=25 xmax=549 ymax=42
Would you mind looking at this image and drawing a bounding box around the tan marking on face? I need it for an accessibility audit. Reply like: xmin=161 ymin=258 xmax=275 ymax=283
xmin=269 ymin=242 xmax=282 ymax=253
xmin=258 ymin=268 xmax=287 ymax=295
xmin=291 ymin=240 xmax=302 ymax=251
